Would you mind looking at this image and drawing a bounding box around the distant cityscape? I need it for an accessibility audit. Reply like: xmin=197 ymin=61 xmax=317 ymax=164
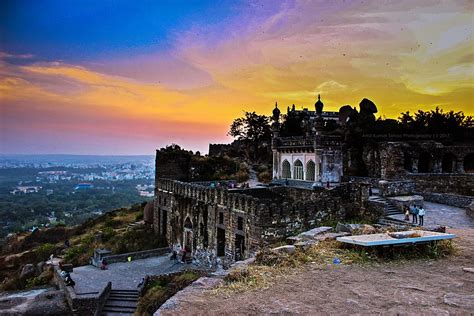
xmin=0 ymin=155 xmax=155 ymax=237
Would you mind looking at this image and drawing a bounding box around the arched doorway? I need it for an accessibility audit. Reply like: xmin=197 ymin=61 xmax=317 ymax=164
xmin=404 ymin=153 xmax=413 ymax=172
xmin=183 ymin=217 xmax=193 ymax=252
xmin=294 ymin=160 xmax=303 ymax=180
xmin=282 ymin=160 xmax=291 ymax=178
xmin=306 ymin=160 xmax=315 ymax=181
xmin=442 ymin=153 xmax=456 ymax=173
xmin=464 ymin=153 xmax=474 ymax=173
xmin=418 ymin=152 xmax=432 ymax=173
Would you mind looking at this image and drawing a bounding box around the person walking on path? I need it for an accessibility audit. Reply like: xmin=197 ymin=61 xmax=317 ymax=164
xmin=418 ymin=206 xmax=425 ymax=226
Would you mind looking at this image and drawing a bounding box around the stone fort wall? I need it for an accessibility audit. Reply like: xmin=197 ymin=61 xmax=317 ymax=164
xmin=154 ymin=178 xmax=372 ymax=266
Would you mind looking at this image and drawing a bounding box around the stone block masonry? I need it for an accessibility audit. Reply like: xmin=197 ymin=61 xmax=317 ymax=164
xmin=154 ymin=178 xmax=372 ymax=267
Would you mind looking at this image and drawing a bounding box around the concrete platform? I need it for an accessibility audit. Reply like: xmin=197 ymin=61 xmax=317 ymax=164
xmin=336 ymin=230 xmax=456 ymax=247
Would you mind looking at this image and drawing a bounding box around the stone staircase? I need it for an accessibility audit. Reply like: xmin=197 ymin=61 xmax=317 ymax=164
xmin=101 ymin=289 xmax=139 ymax=315
xmin=369 ymin=194 xmax=419 ymax=227
xmin=369 ymin=195 xmax=403 ymax=216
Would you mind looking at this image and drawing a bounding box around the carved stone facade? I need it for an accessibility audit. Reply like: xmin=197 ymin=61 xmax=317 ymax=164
xmin=271 ymin=96 xmax=344 ymax=184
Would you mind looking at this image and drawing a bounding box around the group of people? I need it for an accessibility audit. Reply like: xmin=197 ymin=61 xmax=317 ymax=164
xmin=404 ymin=204 xmax=426 ymax=226
xmin=170 ymin=244 xmax=191 ymax=264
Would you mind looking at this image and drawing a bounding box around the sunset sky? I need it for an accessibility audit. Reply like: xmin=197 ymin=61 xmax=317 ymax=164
xmin=1 ymin=0 xmax=473 ymax=155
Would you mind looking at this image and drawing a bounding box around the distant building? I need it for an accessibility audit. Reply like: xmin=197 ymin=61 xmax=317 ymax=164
xmin=74 ymin=183 xmax=94 ymax=190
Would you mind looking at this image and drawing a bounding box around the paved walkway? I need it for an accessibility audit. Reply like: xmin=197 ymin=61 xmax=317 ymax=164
xmin=70 ymin=254 xmax=187 ymax=294
xmin=389 ymin=201 xmax=474 ymax=229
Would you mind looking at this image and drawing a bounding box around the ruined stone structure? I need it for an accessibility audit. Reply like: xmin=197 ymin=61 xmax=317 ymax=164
xmin=153 ymin=97 xmax=473 ymax=266
xmin=154 ymin=178 xmax=370 ymax=266
xmin=271 ymin=96 xmax=344 ymax=184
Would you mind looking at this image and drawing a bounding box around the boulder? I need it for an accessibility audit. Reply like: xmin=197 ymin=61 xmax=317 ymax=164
xmin=271 ymin=245 xmax=296 ymax=255
xmin=336 ymin=223 xmax=362 ymax=233
xmin=20 ymin=264 xmax=36 ymax=280
xmin=36 ymin=261 xmax=46 ymax=274
xmin=294 ymin=240 xmax=317 ymax=250
xmin=443 ymin=293 xmax=474 ymax=309
xmin=352 ymin=224 xmax=376 ymax=235
xmin=286 ymin=236 xmax=302 ymax=245
xmin=467 ymin=202 xmax=474 ymax=219
xmin=298 ymin=227 xmax=332 ymax=240
xmin=422 ymin=225 xmax=446 ymax=233
xmin=315 ymin=232 xmax=350 ymax=241
xmin=359 ymin=98 xmax=377 ymax=114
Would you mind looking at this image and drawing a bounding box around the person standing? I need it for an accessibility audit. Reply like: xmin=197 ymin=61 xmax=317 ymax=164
xmin=411 ymin=205 xmax=418 ymax=224
xmin=404 ymin=206 xmax=410 ymax=221
xmin=418 ymin=206 xmax=425 ymax=226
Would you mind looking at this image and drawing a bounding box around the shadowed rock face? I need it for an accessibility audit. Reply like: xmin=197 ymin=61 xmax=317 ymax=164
xmin=359 ymin=98 xmax=378 ymax=114
xmin=339 ymin=105 xmax=356 ymax=124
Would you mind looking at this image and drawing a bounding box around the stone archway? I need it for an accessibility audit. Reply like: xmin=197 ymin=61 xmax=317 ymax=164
xmin=306 ymin=160 xmax=315 ymax=181
xmin=404 ymin=153 xmax=413 ymax=172
xmin=442 ymin=153 xmax=456 ymax=173
xmin=294 ymin=160 xmax=304 ymax=180
xmin=183 ymin=217 xmax=193 ymax=252
xmin=418 ymin=152 xmax=432 ymax=173
xmin=282 ymin=160 xmax=291 ymax=179
xmin=464 ymin=153 xmax=474 ymax=173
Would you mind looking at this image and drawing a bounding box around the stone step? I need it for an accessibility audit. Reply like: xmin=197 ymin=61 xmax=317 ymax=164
xmin=103 ymin=305 xmax=136 ymax=312
xmin=107 ymin=297 xmax=138 ymax=302
xmin=109 ymin=293 xmax=139 ymax=298
xmin=110 ymin=289 xmax=139 ymax=293
xmin=104 ymin=300 xmax=137 ymax=308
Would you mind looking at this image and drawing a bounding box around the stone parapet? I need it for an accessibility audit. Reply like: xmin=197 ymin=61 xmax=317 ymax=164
xmin=53 ymin=265 xmax=111 ymax=315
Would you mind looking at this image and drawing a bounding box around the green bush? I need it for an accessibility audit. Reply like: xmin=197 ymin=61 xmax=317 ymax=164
xmin=35 ymin=243 xmax=56 ymax=261
xmin=257 ymin=170 xmax=272 ymax=183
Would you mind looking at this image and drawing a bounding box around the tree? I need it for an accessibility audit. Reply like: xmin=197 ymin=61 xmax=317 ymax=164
xmin=228 ymin=112 xmax=272 ymax=163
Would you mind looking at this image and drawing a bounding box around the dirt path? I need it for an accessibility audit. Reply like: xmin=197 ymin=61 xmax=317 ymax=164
xmin=165 ymin=228 xmax=474 ymax=315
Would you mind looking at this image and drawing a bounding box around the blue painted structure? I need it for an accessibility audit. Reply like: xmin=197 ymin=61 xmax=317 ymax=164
xmin=336 ymin=230 xmax=456 ymax=247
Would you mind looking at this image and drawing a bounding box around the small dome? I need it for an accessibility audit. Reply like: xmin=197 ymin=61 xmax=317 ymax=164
xmin=315 ymin=94 xmax=324 ymax=114
xmin=273 ymin=102 xmax=281 ymax=118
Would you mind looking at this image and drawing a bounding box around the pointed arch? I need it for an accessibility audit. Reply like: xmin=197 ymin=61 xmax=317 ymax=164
xmin=294 ymin=159 xmax=304 ymax=180
xmin=306 ymin=160 xmax=315 ymax=181
xmin=282 ymin=160 xmax=291 ymax=178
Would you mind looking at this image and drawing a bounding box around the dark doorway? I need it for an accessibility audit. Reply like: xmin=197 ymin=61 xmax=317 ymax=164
xmin=404 ymin=153 xmax=413 ymax=172
xmin=235 ymin=234 xmax=245 ymax=261
xmin=418 ymin=152 xmax=432 ymax=173
xmin=442 ymin=153 xmax=456 ymax=173
xmin=464 ymin=153 xmax=474 ymax=173
xmin=217 ymin=228 xmax=226 ymax=257
xmin=161 ymin=210 xmax=168 ymax=238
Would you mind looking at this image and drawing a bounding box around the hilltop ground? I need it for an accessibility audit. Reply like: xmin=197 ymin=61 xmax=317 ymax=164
xmin=163 ymin=203 xmax=474 ymax=315
xmin=163 ymin=228 xmax=474 ymax=315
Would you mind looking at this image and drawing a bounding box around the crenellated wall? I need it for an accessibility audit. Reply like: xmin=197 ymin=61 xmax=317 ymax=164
xmin=154 ymin=179 xmax=372 ymax=267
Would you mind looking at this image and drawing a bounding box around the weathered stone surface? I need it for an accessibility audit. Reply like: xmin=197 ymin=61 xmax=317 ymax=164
xmin=443 ymin=293 xmax=474 ymax=309
xmin=294 ymin=240 xmax=317 ymax=250
xmin=315 ymin=232 xmax=350 ymax=241
xmin=271 ymin=245 xmax=296 ymax=255
xmin=155 ymin=277 xmax=223 ymax=315
xmin=0 ymin=290 xmax=68 ymax=316
xmin=20 ymin=263 xmax=36 ymax=280
xmin=467 ymin=202 xmax=474 ymax=219
xmin=298 ymin=226 xmax=332 ymax=240
xmin=286 ymin=236 xmax=302 ymax=245
xmin=379 ymin=180 xmax=415 ymax=197
xmin=336 ymin=223 xmax=362 ymax=233
xmin=36 ymin=261 xmax=46 ymax=274
xmin=422 ymin=225 xmax=446 ymax=233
